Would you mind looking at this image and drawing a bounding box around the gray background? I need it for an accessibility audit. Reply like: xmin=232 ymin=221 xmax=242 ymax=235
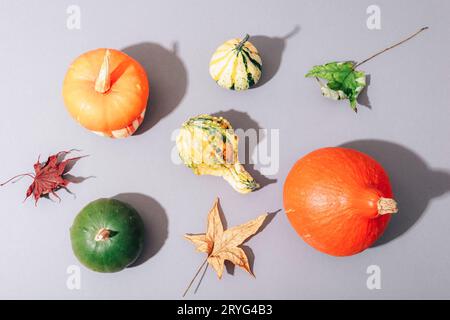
xmin=0 ymin=0 xmax=449 ymax=299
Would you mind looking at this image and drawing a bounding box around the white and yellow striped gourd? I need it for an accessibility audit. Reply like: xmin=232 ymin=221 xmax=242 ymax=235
xmin=209 ymin=34 xmax=262 ymax=91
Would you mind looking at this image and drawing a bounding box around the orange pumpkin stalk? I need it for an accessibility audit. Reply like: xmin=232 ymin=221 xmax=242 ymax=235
xmin=62 ymin=48 xmax=149 ymax=138
xmin=283 ymin=147 xmax=398 ymax=257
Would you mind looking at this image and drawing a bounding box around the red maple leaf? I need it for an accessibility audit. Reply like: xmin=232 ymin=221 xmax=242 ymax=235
xmin=1 ymin=150 xmax=86 ymax=205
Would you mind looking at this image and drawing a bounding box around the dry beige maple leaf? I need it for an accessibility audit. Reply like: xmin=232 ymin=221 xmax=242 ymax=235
xmin=183 ymin=198 xmax=268 ymax=296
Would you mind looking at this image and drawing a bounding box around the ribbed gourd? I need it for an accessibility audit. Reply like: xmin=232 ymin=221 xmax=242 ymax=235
xmin=176 ymin=114 xmax=259 ymax=194
xmin=62 ymin=48 xmax=149 ymax=138
xmin=209 ymin=34 xmax=262 ymax=91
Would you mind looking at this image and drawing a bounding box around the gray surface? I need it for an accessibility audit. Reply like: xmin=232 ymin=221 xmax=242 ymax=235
xmin=0 ymin=0 xmax=449 ymax=299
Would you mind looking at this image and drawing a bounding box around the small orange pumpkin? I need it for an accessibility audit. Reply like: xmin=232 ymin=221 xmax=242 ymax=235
xmin=62 ymin=48 xmax=149 ymax=138
xmin=283 ymin=147 xmax=398 ymax=257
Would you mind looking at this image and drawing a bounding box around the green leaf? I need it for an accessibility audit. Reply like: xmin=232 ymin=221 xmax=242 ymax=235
xmin=306 ymin=62 xmax=366 ymax=112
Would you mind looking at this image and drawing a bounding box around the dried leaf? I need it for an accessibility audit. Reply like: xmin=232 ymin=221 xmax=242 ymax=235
xmin=185 ymin=197 xmax=267 ymax=279
xmin=1 ymin=150 xmax=86 ymax=205
xmin=184 ymin=234 xmax=210 ymax=253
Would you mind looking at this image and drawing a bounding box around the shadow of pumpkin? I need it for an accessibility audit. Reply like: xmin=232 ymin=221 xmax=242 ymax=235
xmin=340 ymin=139 xmax=450 ymax=246
xmin=122 ymin=42 xmax=188 ymax=134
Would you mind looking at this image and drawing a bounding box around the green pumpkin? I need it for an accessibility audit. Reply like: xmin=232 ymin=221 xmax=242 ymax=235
xmin=70 ymin=198 xmax=145 ymax=273
xmin=209 ymin=34 xmax=262 ymax=91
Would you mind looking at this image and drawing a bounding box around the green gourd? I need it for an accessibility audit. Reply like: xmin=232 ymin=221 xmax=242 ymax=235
xmin=209 ymin=34 xmax=262 ymax=91
xmin=70 ymin=198 xmax=145 ymax=273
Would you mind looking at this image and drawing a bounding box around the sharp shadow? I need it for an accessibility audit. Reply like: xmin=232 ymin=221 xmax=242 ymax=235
xmin=211 ymin=110 xmax=277 ymax=189
xmin=251 ymin=25 xmax=300 ymax=88
xmin=52 ymin=151 xmax=92 ymax=201
xmin=248 ymin=210 xmax=280 ymax=240
xmin=216 ymin=197 xmax=228 ymax=229
xmin=61 ymin=154 xmax=93 ymax=198
xmin=122 ymin=42 xmax=188 ymax=134
xmin=357 ymin=74 xmax=372 ymax=109
xmin=64 ymin=174 xmax=95 ymax=184
xmin=241 ymin=246 xmax=255 ymax=275
xmin=224 ymin=260 xmax=235 ymax=276
xmin=61 ymin=175 xmax=95 ymax=200
xmin=224 ymin=210 xmax=278 ymax=276
xmin=340 ymin=140 xmax=450 ymax=246
xmin=59 ymin=150 xmax=86 ymax=172
xmin=114 ymin=193 xmax=168 ymax=266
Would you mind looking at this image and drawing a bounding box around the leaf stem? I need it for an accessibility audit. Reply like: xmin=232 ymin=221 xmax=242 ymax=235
xmin=194 ymin=263 xmax=209 ymax=294
xmin=0 ymin=173 xmax=35 ymax=186
xmin=182 ymin=257 xmax=208 ymax=297
xmin=354 ymin=26 xmax=428 ymax=69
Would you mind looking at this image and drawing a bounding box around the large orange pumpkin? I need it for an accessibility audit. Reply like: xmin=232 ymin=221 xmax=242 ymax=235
xmin=283 ymin=147 xmax=398 ymax=257
xmin=62 ymin=48 xmax=149 ymax=138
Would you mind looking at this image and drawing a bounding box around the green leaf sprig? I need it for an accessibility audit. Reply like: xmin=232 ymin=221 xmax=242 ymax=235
xmin=306 ymin=27 xmax=428 ymax=112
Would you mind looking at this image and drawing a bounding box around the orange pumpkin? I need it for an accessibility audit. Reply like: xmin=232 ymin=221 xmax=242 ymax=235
xmin=62 ymin=48 xmax=149 ymax=138
xmin=283 ymin=147 xmax=398 ymax=257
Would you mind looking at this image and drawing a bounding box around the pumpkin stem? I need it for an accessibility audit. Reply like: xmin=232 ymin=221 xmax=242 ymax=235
xmin=377 ymin=197 xmax=398 ymax=215
xmin=94 ymin=49 xmax=112 ymax=94
xmin=94 ymin=228 xmax=111 ymax=241
xmin=236 ymin=34 xmax=250 ymax=51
